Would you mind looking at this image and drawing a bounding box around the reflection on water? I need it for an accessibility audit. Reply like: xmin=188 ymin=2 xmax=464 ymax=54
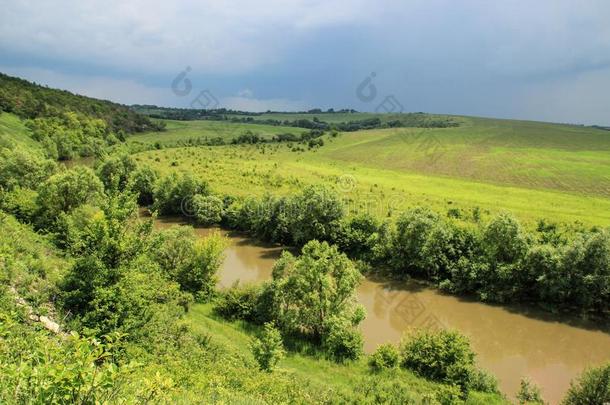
xmin=149 ymin=214 xmax=610 ymax=404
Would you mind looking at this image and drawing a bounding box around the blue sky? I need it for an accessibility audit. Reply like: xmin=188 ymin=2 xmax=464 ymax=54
xmin=1 ymin=0 xmax=610 ymax=124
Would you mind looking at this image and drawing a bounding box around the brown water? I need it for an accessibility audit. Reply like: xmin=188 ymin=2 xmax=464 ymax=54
xmin=150 ymin=215 xmax=610 ymax=404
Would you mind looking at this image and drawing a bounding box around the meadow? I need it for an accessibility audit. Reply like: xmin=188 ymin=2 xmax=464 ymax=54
xmin=133 ymin=114 xmax=610 ymax=227
xmin=128 ymin=119 xmax=300 ymax=146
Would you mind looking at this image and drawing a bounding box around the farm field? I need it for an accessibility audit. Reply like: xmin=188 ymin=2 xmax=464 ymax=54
xmin=133 ymin=114 xmax=610 ymax=227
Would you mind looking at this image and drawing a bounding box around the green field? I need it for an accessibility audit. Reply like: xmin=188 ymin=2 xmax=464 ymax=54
xmin=128 ymin=119 xmax=302 ymax=145
xmin=133 ymin=114 xmax=610 ymax=227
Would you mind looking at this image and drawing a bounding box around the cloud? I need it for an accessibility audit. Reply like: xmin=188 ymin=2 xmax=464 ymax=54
xmin=0 ymin=0 xmax=379 ymax=75
xmin=1 ymin=0 xmax=610 ymax=123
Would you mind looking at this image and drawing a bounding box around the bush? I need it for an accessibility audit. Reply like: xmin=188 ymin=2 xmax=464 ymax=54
xmin=517 ymin=378 xmax=544 ymax=404
xmin=95 ymin=153 xmax=136 ymax=190
xmin=214 ymin=284 xmax=261 ymax=322
xmin=192 ymin=194 xmax=224 ymax=226
xmin=271 ymin=240 xmax=363 ymax=341
xmin=562 ymin=362 xmax=610 ymax=405
xmin=400 ymin=329 xmax=475 ymax=393
xmin=36 ymin=166 xmax=104 ymax=229
xmin=151 ymin=226 xmax=225 ymax=299
xmin=483 ymin=213 xmax=529 ymax=264
xmin=0 ymin=187 xmax=38 ymax=222
xmin=392 ymin=207 xmax=440 ymax=276
xmin=128 ymin=166 xmax=158 ymax=205
xmin=0 ymin=148 xmax=56 ymax=191
xmin=322 ymin=317 xmax=364 ymax=362
xmin=368 ymin=343 xmax=399 ymax=372
xmin=250 ymin=322 xmax=285 ymax=372
xmin=152 ymin=172 xmax=209 ymax=215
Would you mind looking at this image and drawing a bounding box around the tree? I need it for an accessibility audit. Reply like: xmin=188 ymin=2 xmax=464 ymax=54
xmin=152 ymin=172 xmax=209 ymax=215
xmin=483 ymin=213 xmax=529 ymax=264
xmin=128 ymin=165 xmax=158 ymax=205
xmin=151 ymin=226 xmax=225 ymax=299
xmin=192 ymin=194 xmax=224 ymax=226
xmin=392 ymin=207 xmax=440 ymax=275
xmin=250 ymin=322 xmax=285 ymax=372
xmin=289 ymin=185 xmax=344 ymax=246
xmin=95 ymin=153 xmax=137 ymax=190
xmin=0 ymin=148 xmax=56 ymax=191
xmin=36 ymin=166 xmax=104 ymax=228
xmin=271 ymin=240 xmax=364 ymax=341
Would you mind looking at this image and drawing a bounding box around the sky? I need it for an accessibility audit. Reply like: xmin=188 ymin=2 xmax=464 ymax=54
xmin=1 ymin=0 xmax=610 ymax=124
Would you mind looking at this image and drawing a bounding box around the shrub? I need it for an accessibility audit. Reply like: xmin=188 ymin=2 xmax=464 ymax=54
xmin=322 ymin=317 xmax=364 ymax=362
xmin=128 ymin=165 xmax=158 ymax=205
xmin=251 ymin=322 xmax=285 ymax=372
xmin=152 ymin=172 xmax=209 ymax=215
xmin=36 ymin=166 xmax=104 ymax=229
xmin=271 ymin=241 xmax=363 ymax=341
xmin=517 ymin=378 xmax=544 ymax=404
xmin=289 ymin=185 xmax=344 ymax=246
xmin=95 ymin=153 xmax=136 ymax=190
xmin=0 ymin=187 xmax=38 ymax=222
xmin=192 ymin=194 xmax=224 ymax=226
xmin=483 ymin=213 xmax=529 ymax=264
xmin=0 ymin=148 xmax=56 ymax=191
xmin=400 ymin=329 xmax=475 ymax=393
xmin=214 ymin=284 xmax=261 ymax=322
xmin=151 ymin=226 xmax=225 ymax=299
xmin=392 ymin=207 xmax=440 ymax=275
xmin=368 ymin=343 xmax=399 ymax=372
xmin=562 ymin=362 xmax=610 ymax=405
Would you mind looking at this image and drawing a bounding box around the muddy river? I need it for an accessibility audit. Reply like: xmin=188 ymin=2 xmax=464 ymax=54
xmin=152 ymin=216 xmax=610 ymax=404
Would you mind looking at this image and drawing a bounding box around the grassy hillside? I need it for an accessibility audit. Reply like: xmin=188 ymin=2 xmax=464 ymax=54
xmin=134 ymin=115 xmax=610 ymax=226
xmin=0 ymin=112 xmax=42 ymax=152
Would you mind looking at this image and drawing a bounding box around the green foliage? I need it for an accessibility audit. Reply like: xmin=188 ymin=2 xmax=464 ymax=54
xmin=483 ymin=213 xmax=529 ymax=264
xmin=335 ymin=213 xmax=381 ymax=261
xmin=152 ymin=172 xmax=209 ymax=215
xmin=368 ymin=343 xmax=400 ymax=372
xmin=517 ymin=378 xmax=545 ymax=404
xmin=151 ymin=226 xmax=225 ymax=299
xmin=400 ymin=329 xmax=479 ymax=394
xmin=562 ymin=362 xmax=610 ymax=405
xmin=0 ymin=187 xmax=39 ymax=222
xmin=95 ymin=153 xmax=136 ymax=190
xmin=322 ymin=316 xmax=364 ymax=362
xmin=0 ymin=147 xmax=56 ymax=191
xmin=0 ymin=72 xmax=160 ymax=133
xmin=128 ymin=165 xmax=158 ymax=205
xmin=271 ymin=241 xmax=364 ymax=343
xmin=36 ymin=166 xmax=104 ymax=229
xmin=250 ymin=322 xmax=285 ymax=372
xmin=214 ymin=283 xmax=262 ymax=322
xmin=192 ymin=194 xmax=224 ymax=225
xmin=0 ymin=322 xmax=134 ymax=404
xmin=289 ymin=185 xmax=344 ymax=246
xmin=393 ymin=207 xmax=441 ymax=275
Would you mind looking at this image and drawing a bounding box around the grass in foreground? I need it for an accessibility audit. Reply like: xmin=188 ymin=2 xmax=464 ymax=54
xmin=186 ymin=302 xmax=508 ymax=404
